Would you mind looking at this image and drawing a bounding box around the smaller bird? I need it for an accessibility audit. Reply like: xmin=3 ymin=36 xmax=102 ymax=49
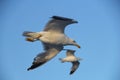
xmin=59 ymin=50 xmax=82 ymax=75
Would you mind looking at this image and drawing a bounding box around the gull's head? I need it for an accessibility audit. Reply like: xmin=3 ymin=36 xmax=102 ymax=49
xmin=51 ymin=16 xmax=78 ymax=25
xmin=77 ymin=57 xmax=83 ymax=61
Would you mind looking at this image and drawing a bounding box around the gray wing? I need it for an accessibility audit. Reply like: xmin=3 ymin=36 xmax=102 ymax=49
xmin=43 ymin=16 xmax=78 ymax=33
xmin=66 ymin=50 xmax=75 ymax=57
xmin=27 ymin=43 xmax=63 ymax=71
xmin=27 ymin=52 xmax=48 ymax=70
xmin=70 ymin=61 xmax=80 ymax=75
xmin=66 ymin=52 xmax=74 ymax=57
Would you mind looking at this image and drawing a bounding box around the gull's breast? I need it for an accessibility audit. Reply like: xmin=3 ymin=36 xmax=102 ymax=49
xmin=63 ymin=56 xmax=77 ymax=62
xmin=39 ymin=32 xmax=67 ymax=44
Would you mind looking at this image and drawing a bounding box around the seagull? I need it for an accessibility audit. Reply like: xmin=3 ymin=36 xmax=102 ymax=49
xmin=59 ymin=50 xmax=82 ymax=75
xmin=23 ymin=16 xmax=80 ymax=48
xmin=23 ymin=16 xmax=80 ymax=70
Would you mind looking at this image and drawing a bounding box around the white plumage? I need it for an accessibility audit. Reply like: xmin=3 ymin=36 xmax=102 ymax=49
xmin=23 ymin=16 xmax=80 ymax=71
xmin=59 ymin=50 xmax=82 ymax=75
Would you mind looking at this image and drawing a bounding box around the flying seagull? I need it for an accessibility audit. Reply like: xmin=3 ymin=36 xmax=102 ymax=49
xmin=59 ymin=50 xmax=82 ymax=75
xmin=23 ymin=16 xmax=80 ymax=70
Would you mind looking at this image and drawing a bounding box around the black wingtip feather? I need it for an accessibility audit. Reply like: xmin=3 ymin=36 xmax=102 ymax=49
xmin=70 ymin=71 xmax=74 ymax=75
xmin=51 ymin=16 xmax=73 ymax=21
xmin=27 ymin=62 xmax=46 ymax=71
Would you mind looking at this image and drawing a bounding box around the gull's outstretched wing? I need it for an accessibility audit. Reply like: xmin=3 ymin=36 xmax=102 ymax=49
xmin=70 ymin=61 xmax=80 ymax=75
xmin=66 ymin=50 xmax=75 ymax=57
xmin=27 ymin=43 xmax=63 ymax=71
xmin=43 ymin=16 xmax=78 ymax=33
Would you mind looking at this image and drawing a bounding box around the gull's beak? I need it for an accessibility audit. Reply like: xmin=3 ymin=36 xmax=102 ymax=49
xmin=75 ymin=44 xmax=81 ymax=48
xmin=72 ymin=20 xmax=78 ymax=23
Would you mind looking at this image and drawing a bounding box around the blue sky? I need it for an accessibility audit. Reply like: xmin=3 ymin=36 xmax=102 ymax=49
xmin=1 ymin=0 xmax=120 ymax=80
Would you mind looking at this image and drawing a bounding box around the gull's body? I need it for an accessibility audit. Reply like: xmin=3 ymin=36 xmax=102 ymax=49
xmin=23 ymin=16 xmax=80 ymax=70
xmin=59 ymin=50 xmax=81 ymax=75
xmin=60 ymin=50 xmax=80 ymax=62
xmin=36 ymin=32 xmax=73 ymax=45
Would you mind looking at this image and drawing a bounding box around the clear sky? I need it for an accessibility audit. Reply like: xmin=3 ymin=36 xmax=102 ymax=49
xmin=1 ymin=0 xmax=120 ymax=80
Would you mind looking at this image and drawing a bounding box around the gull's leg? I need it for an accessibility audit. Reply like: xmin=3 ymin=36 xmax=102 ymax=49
xmin=35 ymin=34 xmax=42 ymax=39
xmin=23 ymin=31 xmax=42 ymax=42
xmin=25 ymin=34 xmax=42 ymax=42
xmin=26 ymin=37 xmax=35 ymax=42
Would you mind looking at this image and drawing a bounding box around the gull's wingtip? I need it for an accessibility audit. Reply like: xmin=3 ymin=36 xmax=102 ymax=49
xmin=51 ymin=16 xmax=72 ymax=20
xmin=51 ymin=16 xmax=78 ymax=23
xmin=27 ymin=61 xmax=46 ymax=71
xmin=70 ymin=71 xmax=74 ymax=75
xmin=27 ymin=68 xmax=31 ymax=71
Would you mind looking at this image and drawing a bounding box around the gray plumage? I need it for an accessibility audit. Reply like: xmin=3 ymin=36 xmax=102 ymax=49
xmin=27 ymin=44 xmax=63 ymax=70
xmin=70 ymin=61 xmax=80 ymax=75
xmin=23 ymin=16 xmax=80 ymax=70
xmin=43 ymin=16 xmax=78 ymax=33
xmin=23 ymin=16 xmax=80 ymax=48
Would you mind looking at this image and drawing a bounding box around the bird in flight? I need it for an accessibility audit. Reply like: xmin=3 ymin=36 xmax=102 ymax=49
xmin=59 ymin=50 xmax=82 ymax=75
xmin=23 ymin=16 xmax=80 ymax=71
